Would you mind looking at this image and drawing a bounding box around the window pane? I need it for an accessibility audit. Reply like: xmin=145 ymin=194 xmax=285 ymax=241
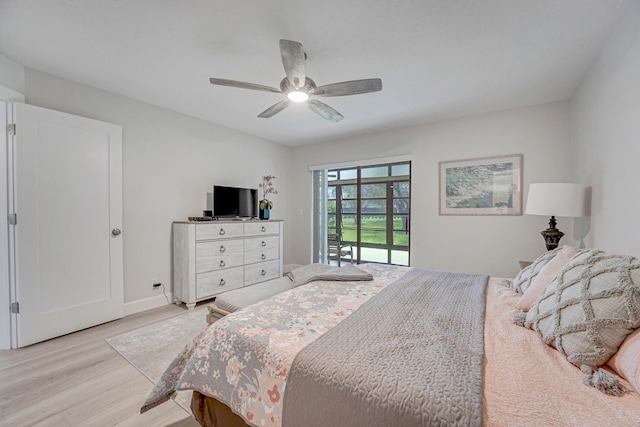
xmin=339 ymin=169 xmax=357 ymax=180
xmin=362 ymin=183 xmax=387 ymax=198
xmin=327 ymin=171 xmax=338 ymax=181
xmin=393 ymin=198 xmax=410 ymax=214
xmin=341 ymin=185 xmax=357 ymax=199
xmin=328 ymin=200 xmax=336 ymax=213
xmin=361 ymin=166 xmax=388 ymax=179
xmin=341 ymin=214 xmax=357 ymax=228
xmin=361 ymin=229 xmax=387 ymax=245
xmin=342 ymin=228 xmax=357 ymax=242
xmin=392 ymin=215 xmax=409 ymax=231
xmin=328 ymin=215 xmax=336 ymax=228
xmin=391 ymin=249 xmax=409 ymax=266
xmin=342 ymin=200 xmax=357 ymax=213
xmin=361 ymin=215 xmax=386 ymax=230
xmin=391 ymin=163 xmax=410 ymax=177
xmin=360 ymin=247 xmax=388 ymax=263
xmin=361 ymin=199 xmax=385 ymax=214
xmin=392 ymin=182 xmax=410 ymax=197
xmin=328 ymin=185 xmax=336 ymax=199
xmin=393 ymin=230 xmax=409 ymax=247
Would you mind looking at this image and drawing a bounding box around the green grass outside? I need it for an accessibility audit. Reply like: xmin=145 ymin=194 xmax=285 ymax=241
xmin=337 ymin=217 xmax=409 ymax=246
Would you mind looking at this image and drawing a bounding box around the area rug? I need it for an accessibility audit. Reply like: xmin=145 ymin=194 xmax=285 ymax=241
xmin=106 ymin=306 xmax=211 ymax=414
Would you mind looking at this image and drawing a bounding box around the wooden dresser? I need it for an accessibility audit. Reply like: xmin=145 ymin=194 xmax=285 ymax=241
xmin=172 ymin=220 xmax=283 ymax=309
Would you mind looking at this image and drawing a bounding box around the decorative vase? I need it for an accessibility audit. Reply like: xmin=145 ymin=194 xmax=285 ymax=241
xmin=259 ymin=199 xmax=271 ymax=220
xmin=260 ymin=207 xmax=270 ymax=220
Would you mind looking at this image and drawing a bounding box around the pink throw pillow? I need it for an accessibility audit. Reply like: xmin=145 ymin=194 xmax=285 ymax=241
xmin=516 ymin=245 xmax=579 ymax=311
xmin=608 ymin=328 xmax=640 ymax=393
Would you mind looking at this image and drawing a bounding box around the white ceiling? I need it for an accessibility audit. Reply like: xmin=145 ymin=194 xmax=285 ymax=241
xmin=0 ymin=0 xmax=631 ymax=146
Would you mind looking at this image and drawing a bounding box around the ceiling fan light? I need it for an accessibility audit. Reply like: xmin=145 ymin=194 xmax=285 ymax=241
xmin=287 ymin=91 xmax=309 ymax=102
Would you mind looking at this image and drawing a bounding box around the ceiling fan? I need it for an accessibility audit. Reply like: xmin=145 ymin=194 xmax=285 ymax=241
xmin=209 ymin=39 xmax=382 ymax=122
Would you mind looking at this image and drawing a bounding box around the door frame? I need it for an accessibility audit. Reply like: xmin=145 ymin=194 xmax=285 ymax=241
xmin=0 ymin=100 xmax=11 ymax=349
xmin=1 ymin=91 xmax=25 ymax=350
xmin=327 ymin=162 xmax=411 ymax=266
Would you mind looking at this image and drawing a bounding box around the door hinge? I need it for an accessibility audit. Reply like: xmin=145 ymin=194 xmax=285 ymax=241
xmin=8 ymin=213 xmax=17 ymax=225
xmin=7 ymin=124 xmax=16 ymax=136
xmin=11 ymin=302 xmax=19 ymax=314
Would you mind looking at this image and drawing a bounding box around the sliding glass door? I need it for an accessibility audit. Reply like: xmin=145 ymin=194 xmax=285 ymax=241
xmin=327 ymin=161 xmax=410 ymax=265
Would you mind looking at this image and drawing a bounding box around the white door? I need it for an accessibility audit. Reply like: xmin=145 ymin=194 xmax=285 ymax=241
xmin=9 ymin=103 xmax=123 ymax=347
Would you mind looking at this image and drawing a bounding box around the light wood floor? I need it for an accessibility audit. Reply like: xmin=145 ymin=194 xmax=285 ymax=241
xmin=0 ymin=304 xmax=201 ymax=427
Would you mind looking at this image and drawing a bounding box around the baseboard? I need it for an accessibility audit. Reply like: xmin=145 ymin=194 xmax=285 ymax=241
xmin=124 ymin=292 xmax=175 ymax=316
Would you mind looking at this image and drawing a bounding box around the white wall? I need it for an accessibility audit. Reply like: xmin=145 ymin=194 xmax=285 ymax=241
xmin=570 ymin=1 xmax=640 ymax=259
xmin=0 ymin=53 xmax=25 ymax=99
xmin=23 ymin=69 xmax=292 ymax=313
xmin=289 ymin=102 xmax=573 ymax=278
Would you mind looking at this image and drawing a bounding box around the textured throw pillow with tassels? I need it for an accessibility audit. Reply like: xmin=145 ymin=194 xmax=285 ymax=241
xmin=504 ymin=247 xmax=562 ymax=294
xmin=517 ymin=249 xmax=640 ymax=396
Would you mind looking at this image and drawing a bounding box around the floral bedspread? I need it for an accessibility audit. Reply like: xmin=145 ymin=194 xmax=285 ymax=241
xmin=141 ymin=263 xmax=410 ymax=426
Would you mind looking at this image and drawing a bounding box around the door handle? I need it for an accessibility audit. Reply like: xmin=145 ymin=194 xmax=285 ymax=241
xmin=111 ymin=228 xmax=122 ymax=236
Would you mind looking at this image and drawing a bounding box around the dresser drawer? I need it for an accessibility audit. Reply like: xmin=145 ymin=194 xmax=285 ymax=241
xmin=196 ymin=223 xmax=243 ymax=241
xmin=244 ymin=222 xmax=280 ymax=237
xmin=196 ymin=267 xmax=244 ymax=298
xmin=245 ymin=260 xmax=280 ymax=286
xmin=244 ymin=236 xmax=279 ymax=264
xmin=196 ymin=239 xmax=244 ymax=273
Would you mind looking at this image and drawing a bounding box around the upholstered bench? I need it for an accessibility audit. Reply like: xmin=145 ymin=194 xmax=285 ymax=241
xmin=206 ymin=264 xmax=302 ymax=324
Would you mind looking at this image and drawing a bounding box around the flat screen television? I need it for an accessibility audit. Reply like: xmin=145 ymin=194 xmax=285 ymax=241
xmin=213 ymin=185 xmax=258 ymax=218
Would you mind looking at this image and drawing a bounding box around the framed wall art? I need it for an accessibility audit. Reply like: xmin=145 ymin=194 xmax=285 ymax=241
xmin=439 ymin=154 xmax=522 ymax=216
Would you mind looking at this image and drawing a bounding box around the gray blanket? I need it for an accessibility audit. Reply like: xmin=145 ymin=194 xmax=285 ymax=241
xmin=286 ymin=263 xmax=373 ymax=287
xmin=282 ymin=268 xmax=488 ymax=427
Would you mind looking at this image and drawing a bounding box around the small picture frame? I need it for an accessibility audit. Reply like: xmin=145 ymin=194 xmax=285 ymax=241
xmin=439 ymin=154 xmax=523 ymax=216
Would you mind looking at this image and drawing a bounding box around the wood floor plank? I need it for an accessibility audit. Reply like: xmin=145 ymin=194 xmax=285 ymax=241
xmin=0 ymin=304 xmax=199 ymax=426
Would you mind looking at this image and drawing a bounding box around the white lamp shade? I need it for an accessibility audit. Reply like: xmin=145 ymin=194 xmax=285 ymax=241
xmin=525 ymin=183 xmax=586 ymax=217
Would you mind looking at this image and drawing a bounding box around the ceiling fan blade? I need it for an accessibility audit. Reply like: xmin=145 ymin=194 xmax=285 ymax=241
xmin=313 ymin=78 xmax=382 ymax=97
xmin=308 ymin=100 xmax=344 ymax=122
xmin=258 ymin=99 xmax=291 ymax=118
xmin=209 ymin=78 xmax=281 ymax=94
xmin=279 ymin=39 xmax=306 ymax=88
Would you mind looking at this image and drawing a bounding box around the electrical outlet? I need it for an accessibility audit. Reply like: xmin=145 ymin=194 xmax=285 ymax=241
xmin=151 ymin=278 xmax=161 ymax=290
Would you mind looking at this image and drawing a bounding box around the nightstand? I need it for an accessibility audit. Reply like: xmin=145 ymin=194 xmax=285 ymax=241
xmin=519 ymin=260 xmax=533 ymax=269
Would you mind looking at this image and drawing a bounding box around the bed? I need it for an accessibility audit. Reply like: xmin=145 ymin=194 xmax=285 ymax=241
xmin=142 ymin=251 xmax=640 ymax=426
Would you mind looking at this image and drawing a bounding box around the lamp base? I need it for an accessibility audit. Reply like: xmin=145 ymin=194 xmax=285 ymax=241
xmin=541 ymin=215 xmax=564 ymax=251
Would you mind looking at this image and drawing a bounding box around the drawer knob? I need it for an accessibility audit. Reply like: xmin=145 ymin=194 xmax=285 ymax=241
xmin=261 ymin=254 xmax=266 ymax=260
xmin=261 ymin=226 xmax=266 ymax=232
xmin=220 ymin=279 xmax=225 ymax=286
xmin=261 ymin=269 xmax=266 ymax=276
xmin=220 ymin=245 xmax=226 ymax=252
xmin=261 ymin=241 xmax=266 ymax=247
xmin=219 ymin=228 xmax=226 ymax=235
xmin=219 ymin=260 xmax=226 ymax=267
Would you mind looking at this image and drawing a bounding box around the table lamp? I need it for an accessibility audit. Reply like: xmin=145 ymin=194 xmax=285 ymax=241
xmin=525 ymin=183 xmax=586 ymax=250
